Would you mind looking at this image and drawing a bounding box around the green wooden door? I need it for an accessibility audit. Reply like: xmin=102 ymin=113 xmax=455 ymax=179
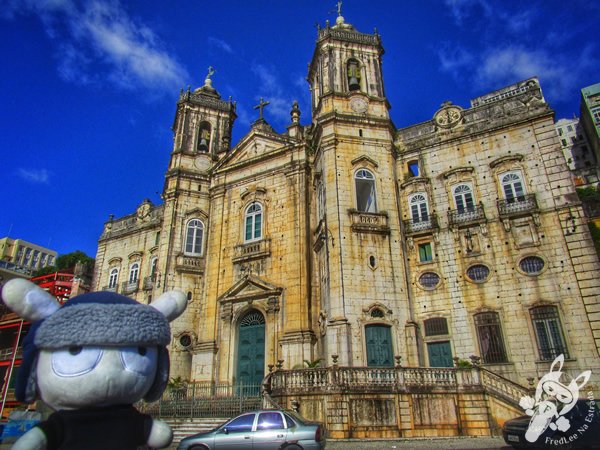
xmin=365 ymin=325 xmax=393 ymax=367
xmin=237 ymin=311 xmax=265 ymax=392
xmin=427 ymin=341 xmax=453 ymax=367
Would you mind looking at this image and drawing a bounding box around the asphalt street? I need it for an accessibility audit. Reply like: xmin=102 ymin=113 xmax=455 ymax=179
xmin=0 ymin=436 xmax=511 ymax=449
xmin=325 ymin=437 xmax=510 ymax=449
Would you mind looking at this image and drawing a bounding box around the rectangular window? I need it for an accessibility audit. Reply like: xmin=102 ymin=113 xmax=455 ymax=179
xmin=567 ymin=125 xmax=573 ymax=132
xmin=408 ymin=161 xmax=419 ymax=177
xmin=558 ymin=128 xmax=563 ymax=136
xmin=418 ymin=243 xmax=433 ymax=262
xmin=531 ymin=307 xmax=569 ymax=360
xmin=254 ymin=215 xmax=262 ymax=239
xmin=561 ymin=139 xmax=568 ymax=146
xmin=474 ymin=313 xmax=508 ymax=364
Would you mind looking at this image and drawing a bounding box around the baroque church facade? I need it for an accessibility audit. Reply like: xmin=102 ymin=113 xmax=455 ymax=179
xmin=93 ymin=13 xmax=600 ymax=388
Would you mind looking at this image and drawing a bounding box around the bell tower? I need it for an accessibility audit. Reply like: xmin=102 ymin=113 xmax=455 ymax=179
xmin=307 ymin=8 xmax=388 ymax=119
xmin=308 ymin=9 xmax=409 ymax=368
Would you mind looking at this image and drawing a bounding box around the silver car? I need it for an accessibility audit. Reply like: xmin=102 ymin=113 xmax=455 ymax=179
xmin=177 ymin=409 xmax=326 ymax=450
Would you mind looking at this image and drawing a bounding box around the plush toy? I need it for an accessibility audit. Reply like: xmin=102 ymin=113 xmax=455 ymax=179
xmin=1 ymin=278 xmax=187 ymax=450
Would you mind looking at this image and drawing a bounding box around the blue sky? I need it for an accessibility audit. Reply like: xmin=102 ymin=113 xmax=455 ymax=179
xmin=1 ymin=0 xmax=598 ymax=259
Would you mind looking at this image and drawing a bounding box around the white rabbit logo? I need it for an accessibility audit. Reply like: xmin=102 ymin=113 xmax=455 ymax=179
xmin=519 ymin=354 xmax=591 ymax=443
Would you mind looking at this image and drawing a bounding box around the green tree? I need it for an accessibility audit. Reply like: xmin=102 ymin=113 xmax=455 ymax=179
xmin=55 ymin=250 xmax=94 ymax=270
xmin=31 ymin=250 xmax=94 ymax=277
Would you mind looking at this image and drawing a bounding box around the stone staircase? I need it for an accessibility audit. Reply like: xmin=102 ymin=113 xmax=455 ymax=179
xmin=164 ymin=417 xmax=228 ymax=449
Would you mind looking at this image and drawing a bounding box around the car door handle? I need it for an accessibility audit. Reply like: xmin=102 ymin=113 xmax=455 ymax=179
xmin=244 ymin=436 xmax=251 ymax=439
xmin=277 ymin=434 xmax=284 ymax=438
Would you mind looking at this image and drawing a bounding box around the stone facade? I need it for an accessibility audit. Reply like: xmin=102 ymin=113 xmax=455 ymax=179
xmin=93 ymin=12 xmax=600 ymax=391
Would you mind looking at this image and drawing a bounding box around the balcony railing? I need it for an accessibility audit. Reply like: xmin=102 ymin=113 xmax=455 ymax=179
xmin=142 ymin=276 xmax=156 ymax=291
xmin=175 ymin=255 xmax=205 ymax=274
xmin=102 ymin=285 xmax=118 ymax=292
xmin=121 ymin=280 xmax=139 ymax=294
xmin=497 ymin=194 xmax=538 ymax=218
xmin=268 ymin=365 xmax=531 ymax=409
xmin=403 ymin=214 xmax=438 ymax=235
xmin=233 ymin=239 xmax=271 ymax=263
xmin=448 ymin=204 xmax=486 ymax=227
xmin=349 ymin=210 xmax=390 ymax=234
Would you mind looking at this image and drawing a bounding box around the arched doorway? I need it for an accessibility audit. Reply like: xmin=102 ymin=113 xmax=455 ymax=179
xmin=236 ymin=310 xmax=265 ymax=393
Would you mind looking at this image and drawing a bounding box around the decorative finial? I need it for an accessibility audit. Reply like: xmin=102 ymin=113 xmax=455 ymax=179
xmin=290 ymin=100 xmax=301 ymax=124
xmin=337 ymin=0 xmax=342 ymax=16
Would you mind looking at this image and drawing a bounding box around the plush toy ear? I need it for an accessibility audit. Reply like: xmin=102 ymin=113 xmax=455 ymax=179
xmin=1 ymin=279 xmax=60 ymax=322
xmin=149 ymin=291 xmax=187 ymax=322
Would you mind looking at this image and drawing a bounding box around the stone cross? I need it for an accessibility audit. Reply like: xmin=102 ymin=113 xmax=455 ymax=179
xmin=254 ymin=97 xmax=270 ymax=120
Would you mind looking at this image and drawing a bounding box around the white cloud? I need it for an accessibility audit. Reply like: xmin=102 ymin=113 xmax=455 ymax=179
xmin=18 ymin=168 xmax=51 ymax=184
xmin=3 ymin=0 xmax=188 ymax=92
xmin=208 ymin=37 xmax=233 ymax=54
xmin=444 ymin=0 xmax=491 ymax=24
xmin=251 ymin=63 xmax=293 ymax=123
xmin=476 ymin=45 xmax=594 ymax=101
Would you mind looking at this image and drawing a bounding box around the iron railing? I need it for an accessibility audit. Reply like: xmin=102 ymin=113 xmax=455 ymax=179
xmin=403 ymin=214 xmax=438 ymax=234
xmin=448 ymin=204 xmax=486 ymax=227
xmin=138 ymin=382 xmax=263 ymax=419
xmin=497 ymin=194 xmax=538 ymax=217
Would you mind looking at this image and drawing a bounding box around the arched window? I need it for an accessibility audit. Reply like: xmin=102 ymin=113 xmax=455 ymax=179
xmin=355 ymin=169 xmax=377 ymax=213
xmin=108 ymin=268 xmax=119 ymax=288
xmin=501 ymin=171 xmax=525 ymax=202
xmin=347 ymin=58 xmax=361 ymax=91
xmin=150 ymin=257 xmax=158 ymax=280
xmin=453 ymin=184 xmax=475 ymax=213
xmin=530 ymin=306 xmax=569 ymax=360
xmin=185 ymin=219 xmax=204 ymax=256
xmin=128 ymin=263 xmax=139 ymax=283
xmin=409 ymin=193 xmax=429 ymax=222
xmin=474 ymin=312 xmax=508 ymax=363
xmin=197 ymin=122 xmax=211 ymax=152
xmin=317 ymin=183 xmax=325 ymax=219
xmin=245 ymin=203 xmax=263 ymax=242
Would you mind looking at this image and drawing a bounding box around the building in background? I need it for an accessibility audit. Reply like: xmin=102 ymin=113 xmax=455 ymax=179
xmin=0 ymin=238 xmax=56 ymax=273
xmin=580 ymin=83 xmax=600 ymax=167
xmin=555 ymin=117 xmax=598 ymax=186
xmin=0 ymin=261 xmax=92 ymax=418
xmin=93 ymin=12 xmax=600 ymax=398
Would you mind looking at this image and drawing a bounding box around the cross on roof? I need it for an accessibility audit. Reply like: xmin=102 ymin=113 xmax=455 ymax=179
xmin=254 ymin=97 xmax=270 ymax=120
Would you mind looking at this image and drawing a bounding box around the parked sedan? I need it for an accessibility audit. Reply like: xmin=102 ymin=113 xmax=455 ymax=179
xmin=502 ymin=398 xmax=600 ymax=449
xmin=177 ymin=409 xmax=326 ymax=450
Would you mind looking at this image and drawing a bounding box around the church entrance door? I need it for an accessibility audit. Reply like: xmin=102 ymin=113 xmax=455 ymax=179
xmin=236 ymin=311 xmax=265 ymax=394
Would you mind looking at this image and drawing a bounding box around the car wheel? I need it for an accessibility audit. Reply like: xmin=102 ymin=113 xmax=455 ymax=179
xmin=189 ymin=446 xmax=209 ymax=450
xmin=282 ymin=445 xmax=302 ymax=450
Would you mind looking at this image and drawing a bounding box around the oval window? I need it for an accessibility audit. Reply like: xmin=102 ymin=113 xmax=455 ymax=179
xmin=419 ymin=272 xmax=440 ymax=289
xmin=466 ymin=264 xmax=490 ymax=282
xmin=519 ymin=256 xmax=545 ymax=275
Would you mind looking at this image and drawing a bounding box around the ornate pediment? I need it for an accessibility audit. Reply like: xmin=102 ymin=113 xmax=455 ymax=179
xmin=218 ymin=275 xmax=283 ymax=303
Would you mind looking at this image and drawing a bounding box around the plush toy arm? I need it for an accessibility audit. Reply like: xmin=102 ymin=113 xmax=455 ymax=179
xmin=147 ymin=418 xmax=173 ymax=449
xmin=12 ymin=426 xmax=47 ymax=450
